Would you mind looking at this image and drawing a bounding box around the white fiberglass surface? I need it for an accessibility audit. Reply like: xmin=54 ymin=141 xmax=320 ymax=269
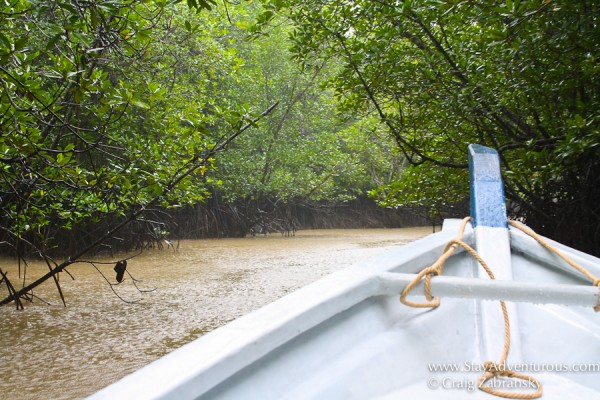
xmin=201 ymin=294 xmax=479 ymax=400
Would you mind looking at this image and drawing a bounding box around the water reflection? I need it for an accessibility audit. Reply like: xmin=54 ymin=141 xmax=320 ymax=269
xmin=0 ymin=228 xmax=429 ymax=399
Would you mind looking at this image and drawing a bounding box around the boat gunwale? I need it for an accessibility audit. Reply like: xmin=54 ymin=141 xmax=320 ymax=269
xmin=509 ymin=225 xmax=600 ymax=281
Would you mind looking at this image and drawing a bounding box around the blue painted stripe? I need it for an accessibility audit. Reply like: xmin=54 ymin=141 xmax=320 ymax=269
xmin=468 ymin=144 xmax=508 ymax=228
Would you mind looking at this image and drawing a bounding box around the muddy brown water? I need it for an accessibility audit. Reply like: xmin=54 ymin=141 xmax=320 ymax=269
xmin=0 ymin=227 xmax=430 ymax=399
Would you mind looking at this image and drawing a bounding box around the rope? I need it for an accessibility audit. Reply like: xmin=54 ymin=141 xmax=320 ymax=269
xmin=508 ymin=220 xmax=600 ymax=312
xmin=399 ymin=217 xmax=471 ymax=308
xmin=400 ymin=218 xmax=599 ymax=397
xmin=478 ymin=362 xmax=543 ymax=399
xmin=400 ymin=217 xmax=542 ymax=399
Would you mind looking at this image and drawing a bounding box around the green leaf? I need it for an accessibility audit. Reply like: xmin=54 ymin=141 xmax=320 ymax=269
xmin=131 ymin=99 xmax=150 ymax=109
xmin=46 ymin=33 xmax=62 ymax=50
xmin=0 ymin=32 xmax=11 ymax=48
xmin=58 ymin=1 xmax=77 ymax=14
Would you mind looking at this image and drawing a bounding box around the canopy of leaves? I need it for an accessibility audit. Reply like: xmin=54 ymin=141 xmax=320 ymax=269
xmin=261 ymin=0 xmax=600 ymax=255
xmin=0 ymin=0 xmax=255 ymax=257
xmin=215 ymin=22 xmax=403 ymax=202
xmin=179 ymin=5 xmax=408 ymax=233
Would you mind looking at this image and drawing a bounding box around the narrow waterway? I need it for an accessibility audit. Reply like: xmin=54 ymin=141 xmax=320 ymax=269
xmin=0 ymin=227 xmax=430 ymax=399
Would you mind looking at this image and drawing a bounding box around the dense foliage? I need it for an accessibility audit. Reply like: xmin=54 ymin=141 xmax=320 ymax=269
xmin=1 ymin=0 xmax=222 ymax=256
xmin=210 ymin=17 xmax=407 ymax=233
xmin=258 ymin=0 xmax=600 ymax=255
xmin=0 ymin=0 xmax=276 ymax=306
xmin=0 ymin=0 xmax=404 ymax=306
xmin=2 ymin=0 xmax=598 ymax=307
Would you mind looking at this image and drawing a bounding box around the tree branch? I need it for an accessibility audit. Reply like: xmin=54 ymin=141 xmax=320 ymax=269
xmin=0 ymin=102 xmax=279 ymax=307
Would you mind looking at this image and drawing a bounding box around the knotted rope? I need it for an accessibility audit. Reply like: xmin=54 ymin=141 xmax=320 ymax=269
xmin=478 ymin=360 xmax=542 ymax=399
xmin=400 ymin=216 xmax=471 ymax=308
xmin=400 ymin=217 xmax=600 ymax=397
xmin=400 ymin=217 xmax=543 ymax=398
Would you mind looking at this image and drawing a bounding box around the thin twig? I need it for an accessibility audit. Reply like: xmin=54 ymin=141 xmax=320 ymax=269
xmin=91 ymin=263 xmax=142 ymax=304
xmin=126 ymin=270 xmax=156 ymax=293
